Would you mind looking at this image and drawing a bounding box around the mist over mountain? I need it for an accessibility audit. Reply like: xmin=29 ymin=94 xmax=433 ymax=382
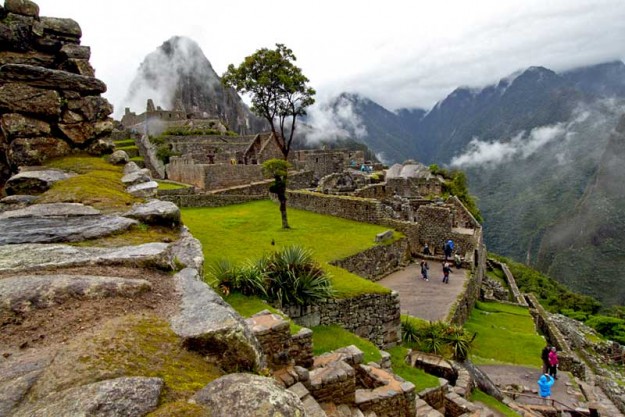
xmin=122 ymin=36 xmax=266 ymax=134
xmin=328 ymin=60 xmax=625 ymax=305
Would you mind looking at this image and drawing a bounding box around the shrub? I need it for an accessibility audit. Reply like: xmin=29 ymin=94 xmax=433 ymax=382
xmin=402 ymin=317 xmax=476 ymax=360
xmin=401 ymin=316 xmax=421 ymax=345
xmin=264 ymin=246 xmax=335 ymax=307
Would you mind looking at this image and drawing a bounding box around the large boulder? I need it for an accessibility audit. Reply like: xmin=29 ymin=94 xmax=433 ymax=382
xmin=193 ymin=373 xmax=306 ymax=417
xmin=124 ymin=200 xmax=180 ymax=226
xmin=12 ymin=377 xmax=163 ymax=417
xmin=1 ymin=113 xmax=51 ymax=139
xmin=121 ymin=170 xmax=151 ymax=187
xmin=0 ymin=352 xmax=52 ymax=417
xmin=126 ymin=181 xmax=158 ymax=198
xmin=0 ymin=64 xmax=105 ymax=94
xmin=4 ymin=169 xmax=75 ymax=195
xmin=8 ymin=137 xmax=72 ymax=167
xmin=0 ymin=214 xmax=137 ymax=244
xmin=108 ymin=149 xmax=129 ymax=165
xmin=0 ymin=203 xmax=99 ymax=218
xmin=0 ymin=83 xmax=61 ymax=117
xmin=0 ymin=242 xmax=172 ymax=273
xmin=170 ymin=268 xmax=264 ymax=372
xmin=0 ymin=275 xmax=152 ymax=315
xmin=167 ymin=227 xmax=204 ymax=272
xmin=4 ymin=0 xmax=39 ymax=17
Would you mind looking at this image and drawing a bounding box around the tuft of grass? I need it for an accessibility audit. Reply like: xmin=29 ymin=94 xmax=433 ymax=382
xmin=146 ymin=401 xmax=207 ymax=417
xmin=40 ymin=155 xmax=139 ymax=211
xmin=86 ymin=315 xmax=223 ymax=403
xmin=181 ymin=200 xmax=393 ymax=298
xmin=311 ymin=325 xmax=381 ymax=363
xmin=225 ymin=292 xmax=301 ymax=334
xmin=469 ymin=389 xmax=519 ymax=417
xmin=157 ymin=180 xmax=191 ymax=190
xmin=70 ymin=224 xmax=180 ymax=247
xmin=387 ymin=345 xmax=440 ymax=392
xmin=113 ymin=139 xmax=136 ymax=147
xmin=464 ymin=301 xmax=544 ymax=366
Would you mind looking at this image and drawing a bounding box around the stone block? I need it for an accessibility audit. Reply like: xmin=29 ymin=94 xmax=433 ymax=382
xmin=4 ymin=169 xmax=75 ymax=195
xmin=4 ymin=0 xmax=39 ymax=17
xmin=9 ymin=137 xmax=71 ymax=167
xmin=0 ymin=83 xmax=61 ymax=117
xmin=0 ymin=64 xmax=105 ymax=94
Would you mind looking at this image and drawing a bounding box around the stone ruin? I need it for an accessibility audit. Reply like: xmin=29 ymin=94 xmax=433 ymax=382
xmin=0 ymin=0 xmax=113 ymax=188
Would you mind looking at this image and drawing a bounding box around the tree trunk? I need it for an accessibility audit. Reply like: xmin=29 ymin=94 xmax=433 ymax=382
xmin=279 ymin=194 xmax=290 ymax=229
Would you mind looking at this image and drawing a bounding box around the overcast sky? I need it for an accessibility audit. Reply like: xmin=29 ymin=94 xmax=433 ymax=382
xmin=35 ymin=0 xmax=625 ymax=116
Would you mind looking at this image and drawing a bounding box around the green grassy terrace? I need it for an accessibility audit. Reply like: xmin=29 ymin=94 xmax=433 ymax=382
xmin=464 ymin=301 xmax=544 ymax=366
xmin=181 ymin=200 xmax=399 ymax=298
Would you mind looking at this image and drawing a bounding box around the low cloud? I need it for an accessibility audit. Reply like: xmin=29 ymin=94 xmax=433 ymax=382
xmin=449 ymin=101 xmax=625 ymax=169
xmin=300 ymin=95 xmax=368 ymax=144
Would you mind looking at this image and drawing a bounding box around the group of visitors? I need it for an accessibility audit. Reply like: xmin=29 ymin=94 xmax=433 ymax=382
xmin=538 ymin=344 xmax=560 ymax=402
xmin=418 ymin=239 xmax=458 ymax=283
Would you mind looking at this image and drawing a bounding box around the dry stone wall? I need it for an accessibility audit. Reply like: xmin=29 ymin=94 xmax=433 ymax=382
xmin=284 ymin=291 xmax=401 ymax=349
xmin=329 ymin=238 xmax=410 ymax=281
xmin=0 ymin=0 xmax=113 ymax=186
xmin=286 ymin=190 xmax=384 ymax=224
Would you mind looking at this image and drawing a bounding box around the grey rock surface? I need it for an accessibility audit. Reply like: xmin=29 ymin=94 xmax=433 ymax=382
xmin=167 ymin=227 xmax=204 ymax=272
xmin=0 ymin=202 xmax=99 ymax=219
xmin=108 ymin=149 xmax=129 ymax=165
xmin=0 ymin=83 xmax=61 ymax=117
xmin=12 ymin=376 xmax=163 ymax=417
xmin=193 ymin=373 xmax=306 ymax=417
xmin=0 ymin=275 xmax=151 ymax=314
xmin=123 ymin=161 xmax=140 ymax=175
xmin=4 ymin=0 xmax=40 ymax=17
xmin=0 ymin=242 xmax=171 ymax=273
xmin=126 ymin=180 xmax=158 ymax=198
xmin=0 ymin=214 xmax=137 ymax=244
xmin=0 ymin=352 xmax=52 ymax=417
xmin=0 ymin=64 xmax=106 ymax=94
xmin=170 ymin=268 xmax=264 ymax=372
xmin=4 ymin=169 xmax=75 ymax=195
xmin=0 ymin=195 xmax=38 ymax=205
xmin=124 ymin=200 xmax=180 ymax=226
xmin=121 ymin=170 xmax=151 ymax=187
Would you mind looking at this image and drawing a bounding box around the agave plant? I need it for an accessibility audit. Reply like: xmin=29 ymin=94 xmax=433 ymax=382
xmin=401 ymin=316 xmax=421 ymax=346
xmin=419 ymin=321 xmax=447 ymax=355
xmin=208 ymin=259 xmax=241 ymax=296
xmin=444 ymin=325 xmax=476 ymax=361
xmin=264 ymin=245 xmax=334 ymax=307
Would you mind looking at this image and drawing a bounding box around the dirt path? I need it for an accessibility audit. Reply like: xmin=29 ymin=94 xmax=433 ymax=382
xmin=377 ymin=260 xmax=469 ymax=321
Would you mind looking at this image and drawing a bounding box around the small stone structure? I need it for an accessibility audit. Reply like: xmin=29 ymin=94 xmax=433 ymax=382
xmin=294 ymin=149 xmax=365 ymax=181
xmin=0 ymin=0 xmax=113 ymax=186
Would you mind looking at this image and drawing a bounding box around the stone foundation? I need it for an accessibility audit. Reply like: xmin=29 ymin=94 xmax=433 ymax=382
xmin=329 ymin=238 xmax=410 ymax=281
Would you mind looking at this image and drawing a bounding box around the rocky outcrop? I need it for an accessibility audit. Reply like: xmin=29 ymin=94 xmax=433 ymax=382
xmin=192 ymin=373 xmax=306 ymax=417
xmin=4 ymin=169 xmax=76 ymax=195
xmin=170 ymin=268 xmax=264 ymax=372
xmin=0 ymin=0 xmax=113 ymax=186
xmin=166 ymin=227 xmax=204 ymax=272
xmin=124 ymin=199 xmax=180 ymax=226
xmin=12 ymin=376 xmax=163 ymax=417
xmin=0 ymin=274 xmax=151 ymax=314
xmin=0 ymin=242 xmax=172 ymax=272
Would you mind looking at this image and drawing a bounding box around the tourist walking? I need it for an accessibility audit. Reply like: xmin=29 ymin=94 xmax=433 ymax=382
xmin=420 ymin=260 xmax=429 ymax=281
xmin=541 ymin=344 xmax=550 ymax=374
xmin=423 ymin=243 xmax=431 ymax=255
xmin=548 ymin=347 xmax=559 ymax=379
xmin=442 ymin=262 xmax=451 ymax=284
xmin=537 ymin=373 xmax=555 ymax=404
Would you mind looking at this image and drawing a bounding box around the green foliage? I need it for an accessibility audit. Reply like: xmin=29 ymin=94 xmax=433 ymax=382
xmin=155 ymin=143 xmax=180 ymax=164
xmin=208 ymin=246 xmax=334 ymax=307
xmin=180 ymin=200 xmax=393 ymax=298
xmin=311 ymin=325 xmax=382 ymax=363
xmin=400 ymin=316 xmax=475 ymax=360
xmin=223 ymin=43 xmax=315 ymax=158
xmin=464 ymin=301 xmax=545 ymax=366
xmin=387 ymin=346 xmax=440 ymax=392
xmin=156 ymin=180 xmax=191 ymax=190
xmin=491 ymin=254 xmax=602 ymax=315
xmin=263 ymin=246 xmax=335 ymax=307
xmin=585 ymin=316 xmax=625 ymax=344
xmin=262 ymin=158 xmax=291 ymax=178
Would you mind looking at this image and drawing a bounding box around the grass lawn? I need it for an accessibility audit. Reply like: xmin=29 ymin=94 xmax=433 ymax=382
xmin=157 ymin=180 xmax=191 ymax=190
xmin=387 ymin=345 xmax=440 ymax=392
xmin=469 ymin=389 xmax=519 ymax=417
xmin=464 ymin=301 xmax=544 ymax=367
xmin=311 ymin=325 xmax=381 ymax=363
xmin=182 ymin=200 xmax=397 ymax=297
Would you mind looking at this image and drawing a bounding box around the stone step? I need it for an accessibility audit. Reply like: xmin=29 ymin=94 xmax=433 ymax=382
xmin=415 ymin=398 xmax=443 ymax=417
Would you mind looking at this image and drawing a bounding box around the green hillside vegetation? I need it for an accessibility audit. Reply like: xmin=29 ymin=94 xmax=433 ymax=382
xmin=429 ymin=165 xmax=482 ymax=223
xmin=464 ymin=301 xmax=544 ymax=366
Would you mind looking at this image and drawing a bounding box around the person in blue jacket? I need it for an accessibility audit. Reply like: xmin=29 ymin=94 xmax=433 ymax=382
xmin=537 ymin=373 xmax=555 ymax=403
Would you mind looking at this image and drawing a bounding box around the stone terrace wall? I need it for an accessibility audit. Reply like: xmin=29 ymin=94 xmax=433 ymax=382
xmin=284 ymin=292 xmax=401 ymax=349
xmin=286 ymin=190 xmax=384 ymax=224
xmin=168 ymin=158 xmax=265 ymax=189
xmin=330 ymin=238 xmax=410 ymax=281
xmin=525 ymin=293 xmax=587 ymax=379
xmin=448 ymin=241 xmax=487 ymax=326
xmin=160 ymin=193 xmax=265 ymax=208
xmin=0 ymin=0 xmax=114 ymax=185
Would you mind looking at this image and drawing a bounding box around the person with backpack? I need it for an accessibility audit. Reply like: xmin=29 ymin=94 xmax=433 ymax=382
xmin=420 ymin=260 xmax=429 ymax=281
xmin=548 ymin=347 xmax=559 ymax=379
xmin=444 ymin=239 xmax=454 ymax=260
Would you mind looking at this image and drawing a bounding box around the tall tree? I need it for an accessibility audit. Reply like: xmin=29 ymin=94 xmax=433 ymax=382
xmin=263 ymin=158 xmax=291 ymax=229
xmin=222 ymin=43 xmax=315 ymax=160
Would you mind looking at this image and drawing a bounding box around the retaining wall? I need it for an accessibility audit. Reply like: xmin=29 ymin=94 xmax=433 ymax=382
xmin=329 ymin=238 xmax=410 ymax=281
xmin=283 ymin=292 xmax=401 ymax=349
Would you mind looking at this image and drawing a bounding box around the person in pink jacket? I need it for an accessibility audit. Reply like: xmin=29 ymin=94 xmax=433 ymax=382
xmin=548 ymin=347 xmax=559 ymax=380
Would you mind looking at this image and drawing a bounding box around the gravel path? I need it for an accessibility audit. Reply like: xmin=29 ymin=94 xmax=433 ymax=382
xmin=377 ymin=259 xmax=469 ymax=321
